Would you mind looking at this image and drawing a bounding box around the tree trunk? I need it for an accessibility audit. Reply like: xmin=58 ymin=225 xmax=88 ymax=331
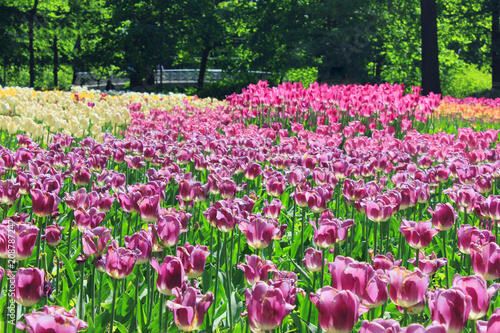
xmin=420 ymin=0 xmax=441 ymax=95
xmin=197 ymin=46 xmax=211 ymax=91
xmin=53 ymin=34 xmax=58 ymax=88
xmin=492 ymin=0 xmax=500 ymax=89
xmin=28 ymin=0 xmax=39 ymax=88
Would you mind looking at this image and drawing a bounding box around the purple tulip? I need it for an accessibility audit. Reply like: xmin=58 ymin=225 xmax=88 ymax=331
xmin=476 ymin=307 xmax=500 ymax=333
xmin=471 ymin=242 xmax=500 ymax=281
xmin=310 ymin=287 xmax=360 ymax=333
xmin=11 ymin=267 xmax=45 ymax=307
xmin=427 ymin=203 xmax=458 ymax=231
xmin=105 ymin=241 xmax=138 ymax=279
xmin=310 ymin=217 xmax=354 ymax=249
xmin=427 ymin=287 xmax=472 ymax=333
xmin=124 ymin=229 xmax=153 ymax=265
xmin=166 ymin=287 xmax=214 ymax=332
xmin=155 ymin=215 xmax=186 ymax=248
xmin=387 ymin=266 xmax=430 ymax=308
xmin=457 ymin=224 xmax=496 ymax=255
xmin=452 ymin=274 xmax=500 ymax=320
xmin=0 ymin=179 xmax=20 ymax=205
xmin=151 ymin=256 xmax=185 ymax=296
xmin=0 ymin=221 xmax=39 ymax=260
xmin=30 ymin=189 xmax=61 ymax=218
xmin=16 ymin=305 xmax=88 ymax=332
xmin=302 ymin=248 xmax=325 ymax=273
xmin=237 ymin=254 xmax=277 ymax=285
xmin=239 ymin=215 xmax=285 ymax=250
xmin=408 ymin=251 xmax=447 ymax=275
xmin=42 ymin=222 xmax=64 ymax=247
xmin=82 ymin=227 xmax=112 ymax=258
xmin=177 ymin=242 xmax=210 ymax=279
xmin=400 ymin=219 xmax=439 ymax=249
xmin=245 ymin=281 xmax=295 ymax=332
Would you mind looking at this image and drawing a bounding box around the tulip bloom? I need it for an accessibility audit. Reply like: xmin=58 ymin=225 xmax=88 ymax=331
xmin=310 ymin=218 xmax=354 ymax=249
xmin=400 ymin=219 xmax=439 ymax=249
xmin=124 ymin=229 xmax=153 ymax=265
xmin=245 ymin=281 xmax=295 ymax=332
xmin=166 ymin=287 xmax=214 ymax=332
xmin=427 ymin=203 xmax=458 ymax=231
xmin=302 ymin=248 xmax=325 ymax=273
xmin=11 ymin=268 xmax=45 ymax=307
xmin=238 ymin=215 xmax=286 ymax=250
xmin=457 ymin=224 xmax=496 ymax=255
xmin=452 ymin=274 xmax=500 ymax=320
xmin=476 ymin=308 xmax=500 ymax=333
xmin=30 ymin=189 xmax=61 ymax=218
xmin=427 ymin=287 xmax=472 ymax=333
xmin=42 ymin=222 xmax=64 ymax=247
xmin=151 ymin=256 xmax=185 ymax=296
xmin=0 ymin=222 xmax=38 ymax=260
xmin=105 ymin=241 xmax=138 ymax=279
xmin=16 ymin=305 xmax=88 ymax=332
xmin=238 ymin=254 xmax=277 ymax=285
xmin=387 ymin=266 xmax=430 ymax=308
xmin=310 ymin=287 xmax=360 ymax=333
xmin=155 ymin=215 xmax=186 ymax=248
xmin=408 ymin=252 xmax=447 ymax=275
xmin=471 ymin=242 xmax=500 ymax=281
xmin=177 ymin=243 xmax=210 ymax=279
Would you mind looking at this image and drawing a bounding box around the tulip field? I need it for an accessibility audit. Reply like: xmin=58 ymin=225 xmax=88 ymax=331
xmin=2 ymin=81 xmax=500 ymax=333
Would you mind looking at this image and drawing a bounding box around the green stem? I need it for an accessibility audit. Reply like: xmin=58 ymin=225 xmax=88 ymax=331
xmin=110 ymin=279 xmax=119 ymax=333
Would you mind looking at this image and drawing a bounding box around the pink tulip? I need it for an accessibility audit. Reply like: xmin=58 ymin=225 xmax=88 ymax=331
xmin=16 ymin=305 xmax=88 ymax=332
xmin=124 ymin=229 xmax=153 ymax=265
xmin=310 ymin=287 xmax=360 ymax=333
xmin=238 ymin=214 xmax=286 ymax=250
xmin=476 ymin=307 xmax=500 ymax=333
xmin=151 ymin=256 xmax=185 ymax=296
xmin=105 ymin=241 xmax=138 ymax=279
xmin=310 ymin=217 xmax=354 ymax=249
xmin=408 ymin=251 xmax=447 ymax=275
xmin=471 ymin=242 xmax=500 ymax=281
xmin=238 ymin=254 xmax=277 ymax=285
xmin=427 ymin=287 xmax=472 ymax=333
xmin=11 ymin=267 xmax=45 ymax=307
xmin=427 ymin=203 xmax=458 ymax=231
xmin=0 ymin=221 xmax=38 ymax=260
xmin=387 ymin=266 xmax=430 ymax=308
xmin=82 ymin=227 xmax=112 ymax=258
xmin=452 ymin=274 xmax=500 ymax=320
xmin=166 ymin=287 xmax=214 ymax=332
xmin=302 ymin=248 xmax=325 ymax=273
xmin=341 ymin=262 xmax=388 ymax=308
xmin=400 ymin=219 xmax=439 ymax=249
xmin=30 ymin=189 xmax=61 ymax=218
xmin=457 ymin=224 xmax=496 ymax=255
xmin=138 ymin=195 xmax=160 ymax=223
xmin=245 ymin=281 xmax=295 ymax=332
xmin=177 ymin=242 xmax=210 ymax=279
xmin=155 ymin=215 xmax=186 ymax=248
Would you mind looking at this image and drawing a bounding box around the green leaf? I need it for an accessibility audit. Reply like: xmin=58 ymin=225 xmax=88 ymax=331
xmin=59 ymin=252 xmax=76 ymax=285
